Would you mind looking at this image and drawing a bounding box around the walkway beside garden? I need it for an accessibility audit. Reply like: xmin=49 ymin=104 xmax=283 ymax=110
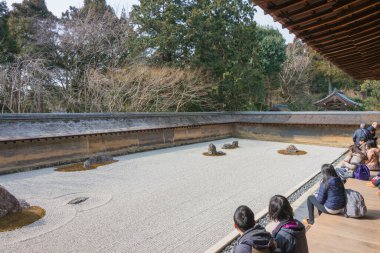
xmin=307 ymin=177 xmax=380 ymax=253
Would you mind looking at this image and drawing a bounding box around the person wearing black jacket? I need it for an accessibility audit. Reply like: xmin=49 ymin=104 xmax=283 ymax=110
xmin=269 ymin=195 xmax=308 ymax=253
xmin=233 ymin=205 xmax=278 ymax=253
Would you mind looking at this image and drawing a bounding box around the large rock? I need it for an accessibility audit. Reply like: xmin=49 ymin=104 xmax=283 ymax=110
xmin=207 ymin=143 xmax=225 ymax=155
xmin=0 ymin=185 xmax=22 ymax=218
xmin=286 ymin=145 xmax=298 ymax=153
xmin=222 ymin=141 xmax=239 ymax=149
xmin=208 ymin=143 xmax=217 ymax=155
xmin=83 ymin=154 xmax=114 ymax=169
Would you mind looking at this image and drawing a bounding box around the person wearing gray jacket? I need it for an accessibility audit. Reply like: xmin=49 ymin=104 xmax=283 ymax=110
xmin=233 ymin=205 xmax=278 ymax=253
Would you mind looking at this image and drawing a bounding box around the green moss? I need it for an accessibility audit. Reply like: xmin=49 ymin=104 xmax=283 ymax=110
xmin=55 ymin=161 xmax=117 ymax=172
xmin=277 ymin=150 xmax=307 ymax=156
xmin=0 ymin=206 xmax=45 ymax=232
xmin=202 ymin=152 xmax=226 ymax=156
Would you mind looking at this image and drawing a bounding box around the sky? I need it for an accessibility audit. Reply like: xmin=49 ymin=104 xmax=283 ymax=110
xmin=5 ymin=0 xmax=295 ymax=43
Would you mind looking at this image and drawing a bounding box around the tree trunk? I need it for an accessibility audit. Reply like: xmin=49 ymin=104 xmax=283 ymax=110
xmin=328 ymin=75 xmax=332 ymax=94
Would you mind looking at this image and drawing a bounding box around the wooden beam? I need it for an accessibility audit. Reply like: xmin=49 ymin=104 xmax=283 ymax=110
xmin=288 ymin=4 xmax=380 ymax=34
xmin=264 ymin=0 xmax=308 ymax=13
xmin=277 ymin=0 xmax=330 ymax=19
xmin=310 ymin=30 xmax=380 ymax=51
xmin=286 ymin=1 xmax=379 ymax=30
xmin=300 ymin=18 xmax=380 ymax=44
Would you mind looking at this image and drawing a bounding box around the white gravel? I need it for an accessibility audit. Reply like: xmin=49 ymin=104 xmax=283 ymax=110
xmin=0 ymin=139 xmax=345 ymax=253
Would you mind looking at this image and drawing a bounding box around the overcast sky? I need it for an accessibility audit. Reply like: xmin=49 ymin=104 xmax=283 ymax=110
xmin=5 ymin=0 xmax=294 ymax=43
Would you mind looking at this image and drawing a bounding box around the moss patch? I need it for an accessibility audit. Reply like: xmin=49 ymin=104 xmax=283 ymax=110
xmin=55 ymin=161 xmax=117 ymax=172
xmin=277 ymin=150 xmax=307 ymax=156
xmin=0 ymin=206 xmax=45 ymax=232
xmin=202 ymin=152 xmax=226 ymax=156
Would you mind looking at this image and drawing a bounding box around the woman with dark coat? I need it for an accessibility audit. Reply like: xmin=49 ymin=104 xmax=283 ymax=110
xmin=269 ymin=195 xmax=308 ymax=253
xmin=304 ymin=164 xmax=346 ymax=225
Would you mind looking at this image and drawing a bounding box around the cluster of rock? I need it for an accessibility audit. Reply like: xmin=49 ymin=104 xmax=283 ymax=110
xmin=207 ymin=143 xmax=226 ymax=156
xmin=83 ymin=154 xmax=115 ymax=169
xmin=0 ymin=185 xmax=30 ymax=219
xmin=222 ymin=141 xmax=239 ymax=149
xmin=285 ymin=145 xmax=299 ymax=153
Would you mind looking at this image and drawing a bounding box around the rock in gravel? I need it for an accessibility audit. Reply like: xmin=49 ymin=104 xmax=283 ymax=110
xmin=286 ymin=145 xmax=298 ymax=153
xmin=208 ymin=143 xmax=225 ymax=155
xmin=222 ymin=141 xmax=239 ymax=149
xmin=84 ymin=154 xmax=114 ymax=169
xmin=0 ymin=185 xmax=22 ymax=218
xmin=68 ymin=197 xmax=89 ymax=205
xmin=18 ymin=199 xmax=31 ymax=209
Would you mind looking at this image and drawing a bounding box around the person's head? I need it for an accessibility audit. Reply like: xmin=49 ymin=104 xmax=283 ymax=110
xmin=321 ymin=163 xmax=338 ymax=183
xmin=367 ymin=139 xmax=377 ymax=149
xmin=360 ymin=123 xmax=366 ymax=129
xmin=233 ymin=205 xmax=255 ymax=235
xmin=359 ymin=137 xmax=366 ymax=145
xmin=372 ymin=122 xmax=378 ymax=129
xmin=268 ymin=195 xmax=293 ymax=222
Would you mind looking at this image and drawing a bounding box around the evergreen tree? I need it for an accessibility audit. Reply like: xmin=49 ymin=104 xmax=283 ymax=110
xmin=8 ymin=0 xmax=55 ymax=57
xmin=131 ymin=0 xmax=286 ymax=110
xmin=0 ymin=1 xmax=17 ymax=62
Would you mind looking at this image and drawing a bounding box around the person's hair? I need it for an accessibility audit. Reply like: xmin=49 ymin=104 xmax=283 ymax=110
xmin=367 ymin=140 xmax=377 ymax=149
xmin=233 ymin=205 xmax=255 ymax=232
xmin=359 ymin=137 xmax=366 ymax=142
xmin=268 ymin=195 xmax=293 ymax=222
xmin=321 ymin=164 xmax=338 ymax=184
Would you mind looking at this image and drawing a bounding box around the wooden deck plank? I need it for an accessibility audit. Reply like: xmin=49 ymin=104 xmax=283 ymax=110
xmin=307 ymin=177 xmax=380 ymax=253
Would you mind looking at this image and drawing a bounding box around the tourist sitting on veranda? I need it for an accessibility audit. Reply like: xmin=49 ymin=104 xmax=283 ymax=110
xmin=233 ymin=205 xmax=278 ymax=253
xmin=336 ymin=139 xmax=367 ymax=180
xmin=367 ymin=122 xmax=378 ymax=142
xmin=366 ymin=140 xmax=380 ymax=171
xmin=352 ymin=123 xmax=369 ymax=146
xmin=268 ymin=195 xmax=308 ymax=253
xmin=303 ymin=164 xmax=346 ymax=225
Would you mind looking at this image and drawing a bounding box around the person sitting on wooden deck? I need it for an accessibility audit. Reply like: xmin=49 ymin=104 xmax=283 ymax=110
xmin=303 ymin=164 xmax=346 ymax=225
xmin=269 ymin=195 xmax=308 ymax=253
xmin=336 ymin=140 xmax=367 ymax=180
xmin=233 ymin=205 xmax=278 ymax=253
xmin=352 ymin=123 xmax=369 ymax=146
xmin=366 ymin=140 xmax=380 ymax=171
xmin=367 ymin=122 xmax=378 ymax=143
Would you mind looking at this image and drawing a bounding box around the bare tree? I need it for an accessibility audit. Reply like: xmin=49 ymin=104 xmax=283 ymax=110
xmin=279 ymin=41 xmax=315 ymax=109
xmin=85 ymin=65 xmax=214 ymax=112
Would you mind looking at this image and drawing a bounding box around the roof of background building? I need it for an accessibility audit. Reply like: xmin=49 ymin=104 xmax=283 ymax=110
xmin=314 ymin=88 xmax=361 ymax=110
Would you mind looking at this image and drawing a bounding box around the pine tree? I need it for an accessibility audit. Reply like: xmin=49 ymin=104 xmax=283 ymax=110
xmin=0 ymin=1 xmax=17 ymax=62
xmin=8 ymin=0 xmax=55 ymax=57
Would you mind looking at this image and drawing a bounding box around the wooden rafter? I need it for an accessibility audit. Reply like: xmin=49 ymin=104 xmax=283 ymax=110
xmin=252 ymin=0 xmax=380 ymax=80
xmin=286 ymin=1 xmax=379 ymax=30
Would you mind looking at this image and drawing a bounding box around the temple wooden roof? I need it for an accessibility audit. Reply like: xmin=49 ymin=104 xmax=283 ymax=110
xmin=314 ymin=88 xmax=361 ymax=110
xmin=252 ymin=0 xmax=380 ymax=80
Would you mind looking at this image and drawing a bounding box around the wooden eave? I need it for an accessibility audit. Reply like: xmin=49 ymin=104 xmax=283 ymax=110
xmin=252 ymin=0 xmax=380 ymax=80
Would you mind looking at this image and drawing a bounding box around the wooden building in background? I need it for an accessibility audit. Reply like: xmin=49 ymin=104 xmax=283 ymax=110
xmin=314 ymin=88 xmax=361 ymax=110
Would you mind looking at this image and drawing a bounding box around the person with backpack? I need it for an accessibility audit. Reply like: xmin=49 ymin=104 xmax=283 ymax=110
xmin=268 ymin=195 xmax=308 ymax=253
xmin=303 ymin=164 xmax=346 ymax=225
xmin=336 ymin=140 xmax=367 ymax=181
xmin=365 ymin=140 xmax=380 ymax=171
xmin=233 ymin=205 xmax=278 ymax=253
